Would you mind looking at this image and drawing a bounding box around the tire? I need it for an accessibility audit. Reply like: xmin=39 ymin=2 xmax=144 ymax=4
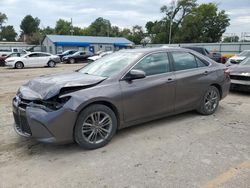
xmin=197 ymin=86 xmax=220 ymax=115
xmin=15 ymin=61 xmax=24 ymax=69
xmin=74 ymin=104 xmax=117 ymax=149
xmin=48 ymin=60 xmax=56 ymax=67
xmin=69 ymin=58 xmax=75 ymax=64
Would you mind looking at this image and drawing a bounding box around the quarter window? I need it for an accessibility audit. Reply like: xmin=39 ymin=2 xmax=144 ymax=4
xmin=133 ymin=52 xmax=170 ymax=76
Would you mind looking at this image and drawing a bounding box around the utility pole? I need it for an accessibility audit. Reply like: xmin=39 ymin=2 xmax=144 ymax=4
xmin=168 ymin=0 xmax=176 ymax=44
xmin=70 ymin=18 xmax=74 ymax=35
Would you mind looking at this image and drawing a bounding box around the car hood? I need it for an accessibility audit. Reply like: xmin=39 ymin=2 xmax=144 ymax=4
xmin=19 ymin=71 xmax=106 ymax=100
xmin=229 ymin=65 xmax=250 ymax=75
xmin=5 ymin=57 xmax=20 ymax=61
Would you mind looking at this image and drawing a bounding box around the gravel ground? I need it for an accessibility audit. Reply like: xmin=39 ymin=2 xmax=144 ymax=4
xmin=0 ymin=64 xmax=249 ymax=188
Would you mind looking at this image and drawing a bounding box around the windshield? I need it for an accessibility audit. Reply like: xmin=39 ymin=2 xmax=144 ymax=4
xmin=239 ymin=51 xmax=250 ymax=57
xmin=241 ymin=57 xmax=250 ymax=66
xmin=78 ymin=52 xmax=142 ymax=77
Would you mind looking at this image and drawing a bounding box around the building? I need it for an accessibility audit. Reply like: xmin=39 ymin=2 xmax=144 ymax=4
xmin=41 ymin=35 xmax=134 ymax=54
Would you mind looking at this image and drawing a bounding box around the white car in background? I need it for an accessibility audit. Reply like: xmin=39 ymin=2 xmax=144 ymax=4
xmin=225 ymin=50 xmax=250 ymax=66
xmin=5 ymin=52 xmax=60 ymax=69
xmin=87 ymin=51 xmax=113 ymax=62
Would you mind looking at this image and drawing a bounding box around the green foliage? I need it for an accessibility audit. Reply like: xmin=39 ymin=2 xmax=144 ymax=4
xmin=223 ymin=36 xmax=239 ymax=42
xmin=0 ymin=12 xmax=7 ymax=27
xmin=87 ymin=17 xmax=111 ymax=36
xmin=20 ymin=15 xmax=40 ymax=35
xmin=146 ymin=1 xmax=229 ymax=43
xmin=177 ymin=3 xmax=230 ymax=43
xmin=55 ymin=19 xmax=72 ymax=35
xmin=0 ymin=25 xmax=17 ymax=41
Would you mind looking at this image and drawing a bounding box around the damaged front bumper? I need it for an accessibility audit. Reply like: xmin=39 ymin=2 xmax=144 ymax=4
xmin=12 ymin=96 xmax=78 ymax=144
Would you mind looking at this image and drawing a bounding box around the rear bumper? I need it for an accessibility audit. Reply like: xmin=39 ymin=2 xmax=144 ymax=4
xmin=12 ymin=97 xmax=78 ymax=144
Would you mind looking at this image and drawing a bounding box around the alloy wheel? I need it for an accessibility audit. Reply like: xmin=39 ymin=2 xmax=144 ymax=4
xmin=204 ymin=89 xmax=219 ymax=113
xmin=82 ymin=111 xmax=112 ymax=144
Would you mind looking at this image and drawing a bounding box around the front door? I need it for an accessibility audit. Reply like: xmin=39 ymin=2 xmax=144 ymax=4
xmin=120 ymin=52 xmax=176 ymax=123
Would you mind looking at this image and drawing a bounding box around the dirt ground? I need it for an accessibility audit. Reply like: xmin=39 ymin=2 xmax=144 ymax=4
xmin=0 ymin=64 xmax=249 ymax=188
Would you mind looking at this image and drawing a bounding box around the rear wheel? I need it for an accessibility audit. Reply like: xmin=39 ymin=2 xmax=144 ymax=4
xmin=74 ymin=104 xmax=117 ymax=149
xmin=69 ymin=58 xmax=75 ymax=64
xmin=15 ymin=61 xmax=24 ymax=69
xmin=48 ymin=60 xmax=56 ymax=67
xmin=197 ymin=86 xmax=220 ymax=115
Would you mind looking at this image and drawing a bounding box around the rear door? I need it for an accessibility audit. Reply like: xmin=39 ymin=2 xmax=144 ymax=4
xmin=120 ymin=52 xmax=176 ymax=123
xmin=170 ymin=51 xmax=212 ymax=111
xmin=38 ymin=53 xmax=50 ymax=66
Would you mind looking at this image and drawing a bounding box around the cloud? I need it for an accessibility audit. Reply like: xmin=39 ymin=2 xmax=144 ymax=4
xmin=0 ymin=0 xmax=249 ymax=36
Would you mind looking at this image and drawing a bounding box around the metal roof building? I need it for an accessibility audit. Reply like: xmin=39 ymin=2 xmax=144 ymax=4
xmin=42 ymin=35 xmax=134 ymax=54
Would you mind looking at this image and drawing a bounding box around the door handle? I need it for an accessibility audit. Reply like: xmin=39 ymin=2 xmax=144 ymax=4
xmin=166 ymin=78 xmax=174 ymax=83
xmin=203 ymin=71 xmax=209 ymax=75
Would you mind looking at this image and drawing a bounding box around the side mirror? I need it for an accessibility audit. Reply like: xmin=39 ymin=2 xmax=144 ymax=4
xmin=125 ymin=69 xmax=146 ymax=81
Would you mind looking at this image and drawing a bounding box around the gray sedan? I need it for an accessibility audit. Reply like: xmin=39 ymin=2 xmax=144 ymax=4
xmin=13 ymin=48 xmax=230 ymax=149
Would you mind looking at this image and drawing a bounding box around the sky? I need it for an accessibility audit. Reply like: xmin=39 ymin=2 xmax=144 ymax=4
xmin=0 ymin=0 xmax=250 ymax=37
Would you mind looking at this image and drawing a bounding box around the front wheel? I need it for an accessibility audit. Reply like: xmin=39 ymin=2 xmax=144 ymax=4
xmin=74 ymin=104 xmax=117 ymax=149
xmin=48 ymin=60 xmax=56 ymax=67
xmin=69 ymin=58 xmax=75 ymax=64
xmin=197 ymin=86 xmax=220 ymax=115
xmin=15 ymin=61 xmax=24 ymax=69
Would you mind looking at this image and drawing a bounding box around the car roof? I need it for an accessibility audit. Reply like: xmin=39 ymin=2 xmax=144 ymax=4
xmin=119 ymin=47 xmax=195 ymax=54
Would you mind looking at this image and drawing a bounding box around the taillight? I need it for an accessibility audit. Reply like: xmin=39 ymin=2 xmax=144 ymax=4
xmin=224 ymin=68 xmax=230 ymax=77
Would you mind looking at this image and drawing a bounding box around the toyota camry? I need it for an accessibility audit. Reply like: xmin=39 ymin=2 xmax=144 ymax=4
xmin=13 ymin=48 xmax=230 ymax=149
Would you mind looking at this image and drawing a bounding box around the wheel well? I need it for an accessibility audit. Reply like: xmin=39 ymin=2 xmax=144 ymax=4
xmin=211 ymin=84 xmax=222 ymax=99
xmin=15 ymin=61 xmax=24 ymax=67
xmin=77 ymin=101 xmax=120 ymax=127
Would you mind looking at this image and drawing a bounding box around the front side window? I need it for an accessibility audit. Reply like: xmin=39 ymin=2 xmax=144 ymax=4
xmin=133 ymin=52 xmax=170 ymax=76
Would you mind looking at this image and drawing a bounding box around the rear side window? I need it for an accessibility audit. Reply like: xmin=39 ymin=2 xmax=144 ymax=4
xmin=172 ymin=52 xmax=197 ymax=71
xmin=28 ymin=53 xmax=39 ymax=57
xmin=196 ymin=57 xmax=208 ymax=67
xmin=172 ymin=52 xmax=208 ymax=71
xmin=133 ymin=52 xmax=170 ymax=76
xmin=39 ymin=53 xmax=50 ymax=57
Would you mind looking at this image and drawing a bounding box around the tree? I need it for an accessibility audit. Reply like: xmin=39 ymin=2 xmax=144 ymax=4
xmin=130 ymin=25 xmax=144 ymax=45
xmin=160 ymin=0 xmax=197 ymax=43
xmin=223 ymin=36 xmax=239 ymax=43
xmin=20 ymin=15 xmax=40 ymax=35
xmin=55 ymin=19 xmax=72 ymax=35
xmin=177 ymin=3 xmax=230 ymax=43
xmin=0 ymin=12 xmax=7 ymax=28
xmin=0 ymin=25 xmax=17 ymax=41
xmin=41 ymin=26 xmax=55 ymax=35
xmin=88 ymin=17 xmax=111 ymax=36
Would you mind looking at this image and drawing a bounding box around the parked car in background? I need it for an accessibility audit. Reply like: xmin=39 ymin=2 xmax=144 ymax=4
xmin=225 ymin=50 xmax=250 ymax=66
xmin=229 ymin=57 xmax=250 ymax=92
xmin=0 ymin=48 xmax=27 ymax=57
xmin=57 ymin=50 xmax=78 ymax=61
xmin=87 ymin=51 xmax=113 ymax=62
xmin=5 ymin=52 xmax=60 ymax=69
xmin=62 ymin=51 xmax=94 ymax=64
xmin=182 ymin=46 xmax=226 ymax=63
xmin=0 ymin=52 xmax=24 ymax=66
xmin=12 ymin=48 xmax=230 ymax=149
